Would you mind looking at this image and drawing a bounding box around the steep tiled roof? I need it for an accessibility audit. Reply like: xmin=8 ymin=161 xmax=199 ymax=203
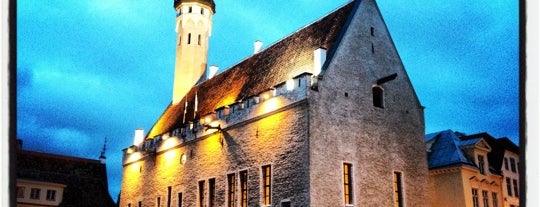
xmin=16 ymin=150 xmax=116 ymax=207
xmin=425 ymin=130 xmax=474 ymax=169
xmin=147 ymin=1 xmax=355 ymax=138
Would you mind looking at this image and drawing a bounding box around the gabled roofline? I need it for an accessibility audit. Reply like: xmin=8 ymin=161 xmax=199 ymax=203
xmin=317 ymin=0 xmax=360 ymax=79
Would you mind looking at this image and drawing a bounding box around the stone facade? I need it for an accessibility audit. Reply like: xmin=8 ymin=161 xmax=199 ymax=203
xmin=119 ymin=0 xmax=429 ymax=206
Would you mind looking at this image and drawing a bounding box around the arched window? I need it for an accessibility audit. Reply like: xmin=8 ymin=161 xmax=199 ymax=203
xmin=372 ymin=86 xmax=384 ymax=108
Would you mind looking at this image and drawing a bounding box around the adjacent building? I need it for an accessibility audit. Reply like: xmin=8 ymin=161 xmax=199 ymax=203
xmin=426 ymin=130 xmax=520 ymax=207
xmin=16 ymin=140 xmax=116 ymax=207
xmin=120 ymin=0 xmax=429 ymax=206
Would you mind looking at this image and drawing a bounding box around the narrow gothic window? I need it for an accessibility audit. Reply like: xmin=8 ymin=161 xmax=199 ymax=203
xmin=373 ymin=86 xmax=384 ymax=108
xmin=139 ymin=201 xmax=142 ymax=207
xmin=167 ymin=186 xmax=172 ymax=207
xmin=209 ymin=178 xmax=216 ymax=207
xmin=199 ymin=180 xmax=205 ymax=207
xmin=188 ymin=33 xmax=192 ymax=45
xmin=343 ymin=163 xmax=353 ymax=205
xmin=371 ymin=43 xmax=375 ymax=54
xmin=394 ymin=171 xmax=404 ymax=207
xmin=227 ymin=174 xmax=236 ymax=207
xmin=371 ymin=27 xmax=375 ymax=36
xmin=157 ymin=197 xmax=161 ymax=207
xmin=240 ymin=170 xmax=248 ymax=207
xmin=198 ymin=35 xmax=201 ymax=45
xmin=262 ymin=165 xmax=272 ymax=205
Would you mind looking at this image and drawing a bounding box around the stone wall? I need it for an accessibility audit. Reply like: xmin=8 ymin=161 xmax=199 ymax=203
xmin=307 ymin=0 xmax=429 ymax=206
xmin=120 ymin=100 xmax=311 ymax=207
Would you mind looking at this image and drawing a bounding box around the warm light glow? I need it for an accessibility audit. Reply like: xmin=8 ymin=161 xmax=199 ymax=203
xmin=313 ymin=48 xmax=327 ymax=76
xmin=125 ymin=152 xmax=143 ymax=164
xmin=286 ymin=79 xmax=295 ymax=91
xmin=160 ymin=137 xmax=180 ymax=151
xmin=133 ymin=129 xmax=145 ymax=145
xmin=205 ymin=116 xmax=213 ymax=124
xmin=259 ymin=97 xmax=282 ymax=114
xmin=126 ymin=147 xmax=135 ymax=154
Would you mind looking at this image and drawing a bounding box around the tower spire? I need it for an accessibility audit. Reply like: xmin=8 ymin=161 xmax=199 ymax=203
xmin=99 ymin=137 xmax=107 ymax=164
xmin=171 ymin=0 xmax=216 ymax=104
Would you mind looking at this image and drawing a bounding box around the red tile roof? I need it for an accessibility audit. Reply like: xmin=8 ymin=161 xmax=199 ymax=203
xmin=147 ymin=2 xmax=355 ymax=138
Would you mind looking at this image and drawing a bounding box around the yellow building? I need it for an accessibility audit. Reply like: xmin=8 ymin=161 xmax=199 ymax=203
xmin=426 ymin=130 xmax=519 ymax=207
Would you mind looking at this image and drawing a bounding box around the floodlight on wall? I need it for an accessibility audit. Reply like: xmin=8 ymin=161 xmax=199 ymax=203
xmin=260 ymin=88 xmax=276 ymax=101
xmin=286 ymin=79 xmax=295 ymax=91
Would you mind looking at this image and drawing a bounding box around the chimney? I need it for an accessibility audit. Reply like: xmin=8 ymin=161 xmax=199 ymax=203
xmin=254 ymin=40 xmax=263 ymax=54
xmin=133 ymin=128 xmax=145 ymax=145
xmin=313 ymin=48 xmax=327 ymax=76
xmin=207 ymin=65 xmax=219 ymax=79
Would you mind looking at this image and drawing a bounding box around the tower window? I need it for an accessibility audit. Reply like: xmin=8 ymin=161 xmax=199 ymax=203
xmin=370 ymin=27 xmax=375 ymax=36
xmin=188 ymin=6 xmax=192 ymax=13
xmin=178 ymin=193 xmax=183 ymax=207
xmin=198 ymin=35 xmax=201 ymax=45
xmin=188 ymin=33 xmax=191 ymax=45
xmin=372 ymin=86 xmax=384 ymax=108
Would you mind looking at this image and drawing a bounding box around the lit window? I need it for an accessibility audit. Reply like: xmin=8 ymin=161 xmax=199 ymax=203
xmin=17 ymin=187 xmax=25 ymax=198
xmin=513 ymin=179 xmax=519 ymax=197
xmin=393 ymin=171 xmax=404 ymax=207
xmin=262 ymin=165 xmax=272 ymax=205
xmin=30 ymin=188 xmax=40 ymax=200
xmin=199 ymin=180 xmax=205 ymax=207
xmin=472 ymin=188 xmax=479 ymax=207
xmin=510 ymin=158 xmax=516 ymax=173
xmin=504 ymin=158 xmax=509 ymax=170
xmin=227 ymin=174 xmax=236 ymax=207
xmin=506 ymin=178 xmax=512 ymax=196
xmin=209 ymin=178 xmax=216 ymax=207
xmin=240 ymin=170 xmax=248 ymax=207
xmin=343 ymin=163 xmax=353 ymax=205
xmin=482 ymin=190 xmax=489 ymax=207
xmin=46 ymin=189 xmax=56 ymax=201
xmin=492 ymin=192 xmax=498 ymax=207
xmin=373 ymin=86 xmax=384 ymax=108
xmin=478 ymin=155 xmax=486 ymax=175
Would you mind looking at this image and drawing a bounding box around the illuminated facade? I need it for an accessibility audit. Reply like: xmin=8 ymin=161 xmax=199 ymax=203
xmin=425 ymin=130 xmax=520 ymax=207
xmin=120 ymin=0 xmax=429 ymax=206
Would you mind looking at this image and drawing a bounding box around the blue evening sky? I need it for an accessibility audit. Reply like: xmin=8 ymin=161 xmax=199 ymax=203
xmin=17 ymin=0 xmax=519 ymax=202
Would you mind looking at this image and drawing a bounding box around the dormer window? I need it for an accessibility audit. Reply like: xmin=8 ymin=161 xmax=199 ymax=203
xmin=477 ymin=155 xmax=486 ymax=175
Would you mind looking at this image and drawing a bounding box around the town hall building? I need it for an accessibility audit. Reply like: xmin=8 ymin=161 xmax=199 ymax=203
xmin=119 ymin=0 xmax=429 ymax=206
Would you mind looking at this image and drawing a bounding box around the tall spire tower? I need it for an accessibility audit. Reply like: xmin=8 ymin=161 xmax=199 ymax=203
xmin=172 ymin=0 xmax=215 ymax=104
